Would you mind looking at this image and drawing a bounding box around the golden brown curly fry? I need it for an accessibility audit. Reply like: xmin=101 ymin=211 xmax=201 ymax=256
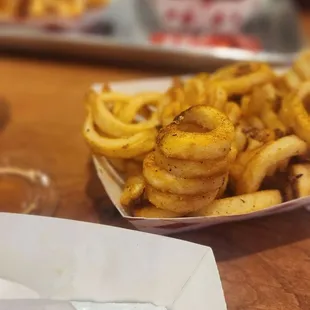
xmin=192 ymin=190 xmax=282 ymax=217
xmin=280 ymin=82 xmax=310 ymax=146
xmin=236 ymin=135 xmax=307 ymax=194
xmin=83 ymin=113 xmax=157 ymax=158
xmin=157 ymin=106 xmax=235 ymax=161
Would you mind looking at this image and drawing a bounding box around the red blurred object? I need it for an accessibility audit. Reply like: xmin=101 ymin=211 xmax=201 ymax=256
xmin=150 ymin=33 xmax=262 ymax=52
xmin=151 ymin=0 xmax=263 ymax=33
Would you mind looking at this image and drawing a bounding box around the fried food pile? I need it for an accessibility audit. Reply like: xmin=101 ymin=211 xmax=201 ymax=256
xmin=0 ymin=0 xmax=109 ymax=19
xmin=141 ymin=105 xmax=235 ymax=218
xmin=84 ymin=50 xmax=310 ymax=218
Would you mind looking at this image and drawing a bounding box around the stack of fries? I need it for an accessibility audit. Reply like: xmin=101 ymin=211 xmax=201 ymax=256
xmin=84 ymin=50 xmax=310 ymax=218
xmin=0 ymin=0 xmax=109 ymax=19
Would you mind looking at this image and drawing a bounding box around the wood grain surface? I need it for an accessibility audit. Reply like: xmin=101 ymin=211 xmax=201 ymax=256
xmin=1 ymin=21 xmax=310 ymax=308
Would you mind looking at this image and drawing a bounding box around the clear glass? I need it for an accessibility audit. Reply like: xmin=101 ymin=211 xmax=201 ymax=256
xmin=0 ymin=99 xmax=58 ymax=216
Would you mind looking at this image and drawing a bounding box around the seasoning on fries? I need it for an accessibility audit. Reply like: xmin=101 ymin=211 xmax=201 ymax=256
xmin=83 ymin=50 xmax=310 ymax=218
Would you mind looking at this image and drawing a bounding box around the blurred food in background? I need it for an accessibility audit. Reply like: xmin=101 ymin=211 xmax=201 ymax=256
xmin=143 ymin=0 xmax=301 ymax=53
xmin=0 ymin=0 xmax=110 ymax=19
xmin=0 ymin=0 xmax=303 ymax=69
xmin=149 ymin=0 xmax=263 ymax=33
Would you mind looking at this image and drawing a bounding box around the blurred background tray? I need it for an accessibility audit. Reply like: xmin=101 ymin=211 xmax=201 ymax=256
xmin=0 ymin=0 xmax=304 ymax=70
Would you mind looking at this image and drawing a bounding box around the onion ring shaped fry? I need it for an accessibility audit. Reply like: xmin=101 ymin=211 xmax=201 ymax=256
xmin=157 ymin=106 xmax=235 ymax=160
xmin=154 ymin=146 xmax=235 ymax=179
xmin=236 ymin=135 xmax=308 ymax=194
xmin=143 ymin=152 xmax=226 ymax=195
xmin=146 ymin=186 xmax=219 ymax=214
xmin=83 ymin=113 xmax=157 ymax=158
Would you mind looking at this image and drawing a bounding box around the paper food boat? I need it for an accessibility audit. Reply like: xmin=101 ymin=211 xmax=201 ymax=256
xmin=0 ymin=213 xmax=226 ymax=309
xmin=92 ymin=77 xmax=310 ymax=235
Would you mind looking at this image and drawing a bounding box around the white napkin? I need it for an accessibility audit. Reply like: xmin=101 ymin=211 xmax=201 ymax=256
xmin=0 ymin=279 xmax=39 ymax=299
xmin=72 ymin=302 xmax=167 ymax=310
xmin=0 ymin=300 xmax=167 ymax=310
xmin=0 ymin=279 xmax=166 ymax=310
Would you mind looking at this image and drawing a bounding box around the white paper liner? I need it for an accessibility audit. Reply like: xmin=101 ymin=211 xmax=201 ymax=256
xmin=91 ymin=76 xmax=310 ymax=235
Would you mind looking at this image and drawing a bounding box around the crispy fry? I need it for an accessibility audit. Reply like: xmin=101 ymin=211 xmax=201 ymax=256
xmin=158 ymin=75 xmax=227 ymax=126
xmin=240 ymin=83 xmax=288 ymax=135
xmin=204 ymin=84 xmax=227 ymax=111
xmin=91 ymin=92 xmax=159 ymax=137
xmin=279 ymin=70 xmax=302 ymax=93
xmin=158 ymin=82 xmax=184 ymax=126
xmin=154 ymin=146 xmax=234 ymax=179
xmin=120 ymin=175 xmax=145 ymax=210
xmin=84 ymin=50 xmax=310 ymax=220
xmin=183 ymin=76 xmax=208 ymax=107
xmin=144 ymin=106 xmax=234 ymax=214
xmin=230 ymin=145 xmax=264 ymax=190
xmin=83 ymin=113 xmax=157 ymax=158
xmin=146 ymin=185 xmax=219 ymax=215
xmin=247 ymin=116 xmax=265 ymax=130
xmin=236 ymin=135 xmax=308 ymax=194
xmin=144 ymin=152 xmax=226 ymax=195
xmin=157 ymin=106 xmax=235 ymax=161
xmin=210 ymin=63 xmax=275 ymax=95
xmin=280 ymin=82 xmax=310 ymax=146
xmin=261 ymin=107 xmax=287 ymax=134
xmin=224 ymin=101 xmax=242 ymax=125
xmin=119 ymin=92 xmax=161 ymax=123
xmin=192 ymin=190 xmax=282 ymax=216
xmin=293 ymin=50 xmax=310 ymax=81
xmin=289 ymin=164 xmax=310 ymax=198
xmin=234 ymin=125 xmax=248 ymax=153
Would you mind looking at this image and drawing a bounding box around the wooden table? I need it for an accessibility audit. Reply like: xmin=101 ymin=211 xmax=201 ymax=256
xmin=1 ymin=51 xmax=310 ymax=309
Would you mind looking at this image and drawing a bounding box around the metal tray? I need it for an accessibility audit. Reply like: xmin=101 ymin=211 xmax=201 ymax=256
xmin=0 ymin=0 xmax=303 ymax=70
